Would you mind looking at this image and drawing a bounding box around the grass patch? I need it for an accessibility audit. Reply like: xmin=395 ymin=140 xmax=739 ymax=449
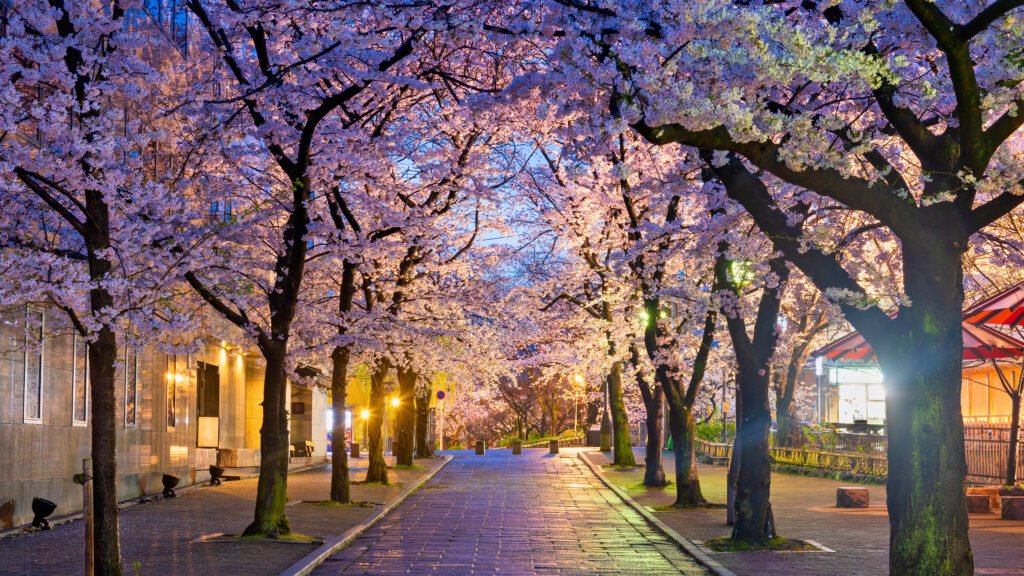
xmin=649 ymin=501 xmax=726 ymax=512
xmin=391 ymin=464 xmax=425 ymax=471
xmin=300 ymin=500 xmax=374 ymax=508
xmin=704 ymin=536 xmax=818 ymax=552
xmin=603 ymin=464 xmax=640 ymax=471
xmin=352 ymin=480 xmax=403 ymax=488
xmin=626 ymin=480 xmax=674 ymax=491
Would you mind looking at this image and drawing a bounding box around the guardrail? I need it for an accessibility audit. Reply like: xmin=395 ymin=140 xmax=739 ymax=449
xmin=522 ymin=434 xmax=585 ymax=449
xmin=699 ymin=429 xmax=1024 ymax=481
xmin=695 ymin=438 xmax=888 ymax=477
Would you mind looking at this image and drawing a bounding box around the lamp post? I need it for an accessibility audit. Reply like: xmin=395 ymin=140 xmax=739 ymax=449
xmin=360 ymin=408 xmax=370 ymax=448
xmin=572 ymin=374 xmax=584 ymax=435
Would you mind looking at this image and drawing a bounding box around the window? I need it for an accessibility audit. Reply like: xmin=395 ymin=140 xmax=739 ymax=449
xmin=124 ymin=349 xmax=139 ymax=427
xmin=0 ymin=0 xmax=9 ymax=38
xmin=23 ymin=307 xmax=44 ymax=423
xmin=73 ymin=334 xmax=89 ymax=425
xmin=166 ymin=354 xmax=180 ymax=429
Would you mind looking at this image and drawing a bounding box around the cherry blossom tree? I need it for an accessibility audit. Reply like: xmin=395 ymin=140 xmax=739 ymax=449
xmin=540 ymin=0 xmax=1024 ymax=570
xmin=180 ymin=0 xmax=447 ymax=536
xmin=0 ymin=3 xmax=197 ymax=573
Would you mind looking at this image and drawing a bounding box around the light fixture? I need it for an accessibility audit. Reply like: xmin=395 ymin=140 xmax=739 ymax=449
xmin=31 ymin=497 xmax=56 ymax=530
xmin=360 ymin=409 xmax=370 ymax=419
xmin=573 ymin=374 xmax=584 ymax=385
xmin=162 ymin=474 xmax=180 ymax=498
xmin=390 ymin=397 xmax=400 ymax=408
xmin=209 ymin=465 xmax=225 ymax=486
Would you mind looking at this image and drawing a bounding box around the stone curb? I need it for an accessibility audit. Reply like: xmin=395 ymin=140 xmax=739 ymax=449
xmin=279 ymin=455 xmax=454 ymax=576
xmin=578 ymin=451 xmax=737 ymax=576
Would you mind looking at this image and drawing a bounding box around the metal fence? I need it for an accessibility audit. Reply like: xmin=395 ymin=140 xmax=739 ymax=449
xmin=697 ymin=426 xmax=1024 ymax=482
xmin=522 ymin=433 xmax=585 ymax=449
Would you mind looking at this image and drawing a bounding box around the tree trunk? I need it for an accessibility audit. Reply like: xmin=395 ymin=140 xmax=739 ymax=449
xmin=775 ymin=361 xmax=802 ymax=448
xmin=877 ymin=240 xmax=971 ymax=575
xmin=329 ymin=345 xmax=351 ymax=503
xmin=243 ymin=341 xmax=291 ymax=537
xmin=726 ymin=432 xmax=740 ymax=526
xmin=395 ymin=366 xmax=416 ymax=466
xmin=88 ymin=326 xmax=121 ymax=576
xmin=365 ymin=360 xmax=390 ymax=484
xmin=415 ymin=390 xmax=432 ymax=457
xmin=667 ymin=403 xmax=705 ymax=506
xmin=607 ymin=361 xmax=636 ymax=466
xmin=1008 ymin=393 xmax=1021 ymax=486
xmin=730 ymin=360 xmax=774 ymax=542
xmin=642 ymin=385 xmax=666 ymax=487
xmin=330 ymin=260 xmax=356 ymax=503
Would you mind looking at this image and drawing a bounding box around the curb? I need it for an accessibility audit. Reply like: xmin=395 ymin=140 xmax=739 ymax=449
xmin=279 ymin=455 xmax=454 ymax=576
xmin=578 ymin=452 xmax=737 ymax=576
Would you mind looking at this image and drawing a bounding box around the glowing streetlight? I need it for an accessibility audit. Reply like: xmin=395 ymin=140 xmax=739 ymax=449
xmin=391 ymin=396 xmax=400 ymax=408
xmin=571 ymin=374 xmax=585 ymax=434
xmin=360 ymin=409 xmax=370 ymax=447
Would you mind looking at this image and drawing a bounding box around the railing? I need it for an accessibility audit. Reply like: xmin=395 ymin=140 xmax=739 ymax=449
xmin=699 ymin=426 xmax=1024 ymax=482
xmin=522 ymin=433 xmax=585 ymax=449
xmin=695 ymin=438 xmax=888 ymax=476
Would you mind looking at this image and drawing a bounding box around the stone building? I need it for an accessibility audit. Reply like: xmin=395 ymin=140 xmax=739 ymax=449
xmin=0 ymin=305 xmax=328 ymax=530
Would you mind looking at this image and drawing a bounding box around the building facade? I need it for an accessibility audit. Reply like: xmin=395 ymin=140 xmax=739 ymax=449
xmin=0 ymin=305 xmax=328 ymax=530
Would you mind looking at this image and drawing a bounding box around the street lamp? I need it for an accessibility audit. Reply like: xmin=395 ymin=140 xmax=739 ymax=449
xmin=360 ymin=408 xmax=370 ymax=446
xmin=572 ymin=374 xmax=584 ymax=434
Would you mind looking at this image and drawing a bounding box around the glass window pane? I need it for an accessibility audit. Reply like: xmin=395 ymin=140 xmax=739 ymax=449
xmin=24 ymin=308 xmax=43 ymax=422
xmin=73 ymin=336 xmax=89 ymax=423
xmin=166 ymin=354 xmax=177 ymax=428
xmin=125 ymin=350 xmax=138 ymax=427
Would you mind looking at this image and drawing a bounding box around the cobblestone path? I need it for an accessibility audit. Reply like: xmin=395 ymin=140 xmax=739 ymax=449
xmin=313 ymin=449 xmax=708 ymax=576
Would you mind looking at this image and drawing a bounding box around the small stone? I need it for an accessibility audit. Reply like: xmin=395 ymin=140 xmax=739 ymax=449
xmin=836 ymin=487 xmax=869 ymax=508
xmin=1001 ymin=496 xmax=1024 ymax=520
xmin=966 ymin=494 xmax=991 ymax=514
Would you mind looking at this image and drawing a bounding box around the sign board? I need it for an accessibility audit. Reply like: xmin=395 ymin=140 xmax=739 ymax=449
xmin=436 ymin=390 xmax=446 ymax=401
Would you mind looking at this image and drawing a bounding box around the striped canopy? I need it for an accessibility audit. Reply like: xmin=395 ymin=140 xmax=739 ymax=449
xmin=814 ymin=322 xmax=1024 ymax=362
xmin=964 ymin=283 xmax=1024 ymax=326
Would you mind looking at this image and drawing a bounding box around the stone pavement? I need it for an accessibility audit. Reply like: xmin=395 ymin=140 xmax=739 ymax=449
xmin=313 ymin=448 xmax=710 ymax=576
xmin=0 ymin=455 xmax=442 ymax=576
xmin=588 ymin=448 xmax=1024 ymax=576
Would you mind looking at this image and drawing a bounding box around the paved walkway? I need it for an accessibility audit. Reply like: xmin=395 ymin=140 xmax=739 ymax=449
xmin=313 ymin=449 xmax=709 ymax=576
xmin=589 ymin=448 xmax=1024 ymax=576
xmin=0 ymin=456 xmax=440 ymax=576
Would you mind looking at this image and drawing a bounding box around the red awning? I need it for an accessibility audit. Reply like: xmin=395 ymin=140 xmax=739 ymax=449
xmin=964 ymin=282 xmax=1024 ymax=326
xmin=814 ymin=322 xmax=1024 ymax=362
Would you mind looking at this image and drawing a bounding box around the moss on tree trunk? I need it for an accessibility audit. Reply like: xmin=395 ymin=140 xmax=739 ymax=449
xmin=365 ymin=360 xmax=390 ymax=484
xmin=89 ymin=326 xmax=122 ymax=576
xmin=607 ymin=361 xmax=636 ymax=467
xmin=641 ymin=384 xmax=666 ymax=487
xmin=243 ymin=343 xmax=292 ymax=537
xmin=415 ymin=391 xmax=432 ymax=457
xmin=330 ymin=346 xmax=351 ymax=503
xmin=395 ymin=366 xmax=416 ymax=466
xmin=668 ymin=406 xmax=705 ymax=507
xmin=879 ymin=240 xmax=972 ymax=575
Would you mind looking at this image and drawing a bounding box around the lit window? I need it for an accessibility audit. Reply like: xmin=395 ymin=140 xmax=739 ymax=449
xmin=125 ymin=349 xmax=139 ymax=427
xmin=23 ymin=307 xmax=44 ymax=423
xmin=166 ymin=354 xmax=178 ymax=429
xmin=73 ymin=334 xmax=89 ymax=425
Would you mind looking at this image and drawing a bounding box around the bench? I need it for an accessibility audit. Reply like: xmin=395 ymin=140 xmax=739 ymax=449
xmin=290 ymin=441 xmax=315 ymax=458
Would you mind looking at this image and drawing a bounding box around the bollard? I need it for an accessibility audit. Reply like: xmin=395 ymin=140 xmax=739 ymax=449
xmin=511 ymin=440 xmax=522 ymax=455
xmin=350 ymin=442 xmax=360 ymax=458
xmin=475 ymin=440 xmax=485 ymax=455
xmin=549 ymin=439 xmax=559 ymax=454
